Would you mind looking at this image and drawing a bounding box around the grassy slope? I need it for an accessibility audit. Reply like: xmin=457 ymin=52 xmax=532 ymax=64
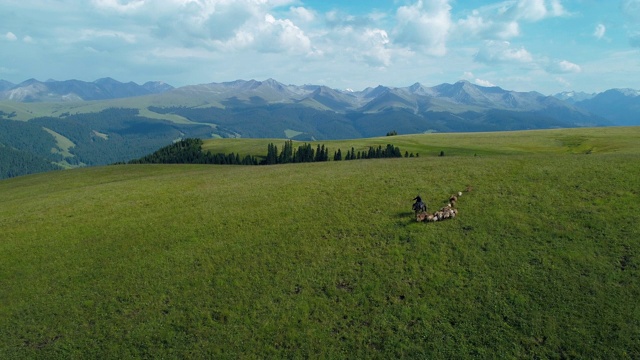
xmin=202 ymin=126 xmax=640 ymax=158
xmin=1 ymin=127 xmax=639 ymax=358
xmin=0 ymin=96 xmax=195 ymax=123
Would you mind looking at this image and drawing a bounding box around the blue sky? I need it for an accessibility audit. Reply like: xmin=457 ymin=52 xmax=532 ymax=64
xmin=1 ymin=0 xmax=639 ymax=94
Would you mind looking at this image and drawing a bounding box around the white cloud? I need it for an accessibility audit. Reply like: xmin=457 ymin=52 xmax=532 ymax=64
xmin=506 ymin=0 xmax=567 ymax=22
xmin=394 ymin=0 xmax=452 ymax=56
xmin=359 ymin=28 xmax=392 ymax=67
xmin=474 ymin=40 xmax=533 ymax=64
xmin=475 ymin=78 xmax=496 ymax=87
xmin=593 ymin=24 xmax=606 ymax=40
xmin=0 ymin=0 xmax=637 ymax=95
xmin=78 ymin=29 xmax=137 ymax=44
xmin=555 ymin=76 xmax=571 ymax=88
xmin=455 ymin=0 xmax=567 ymax=40
xmin=289 ymin=6 xmax=315 ymax=23
xmin=253 ymin=14 xmax=313 ymax=54
xmin=547 ymin=59 xmax=581 ymax=73
xmin=318 ymin=25 xmax=393 ymax=68
xmin=459 ymin=71 xmax=497 ymax=87
xmin=457 ymin=11 xmax=520 ymax=39
xmin=92 ymin=0 xmax=145 ymax=13
xmin=622 ymin=0 xmax=640 ymax=22
xmin=621 ymin=1 xmax=640 ymax=47
xmin=463 ymin=71 xmax=475 ymax=80
xmin=150 ymin=46 xmax=214 ymax=60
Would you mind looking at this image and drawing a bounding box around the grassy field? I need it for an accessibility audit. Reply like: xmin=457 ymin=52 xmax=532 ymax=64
xmin=201 ymin=126 xmax=640 ymax=158
xmin=1 ymin=127 xmax=639 ymax=358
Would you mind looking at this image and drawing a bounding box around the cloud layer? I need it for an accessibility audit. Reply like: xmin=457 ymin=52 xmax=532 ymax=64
xmin=0 ymin=0 xmax=637 ymax=93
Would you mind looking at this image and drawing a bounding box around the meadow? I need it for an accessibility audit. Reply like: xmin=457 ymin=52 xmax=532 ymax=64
xmin=1 ymin=127 xmax=639 ymax=358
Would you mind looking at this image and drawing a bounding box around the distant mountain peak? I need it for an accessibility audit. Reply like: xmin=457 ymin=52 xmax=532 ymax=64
xmin=363 ymin=85 xmax=391 ymax=98
xmin=18 ymin=78 xmax=42 ymax=86
xmin=0 ymin=79 xmax=15 ymax=91
xmin=94 ymin=77 xmax=120 ymax=83
xmin=611 ymin=88 xmax=640 ymax=97
xmin=553 ymin=91 xmax=596 ymax=104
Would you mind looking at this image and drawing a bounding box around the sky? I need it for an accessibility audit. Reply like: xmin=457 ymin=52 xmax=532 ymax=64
xmin=1 ymin=0 xmax=639 ymax=94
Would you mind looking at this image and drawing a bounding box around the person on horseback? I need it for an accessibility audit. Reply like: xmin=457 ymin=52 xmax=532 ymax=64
xmin=413 ymin=195 xmax=427 ymax=213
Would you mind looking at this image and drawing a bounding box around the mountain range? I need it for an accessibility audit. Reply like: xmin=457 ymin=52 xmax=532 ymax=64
xmin=2 ymin=77 xmax=638 ymax=130
xmin=0 ymin=77 xmax=173 ymax=102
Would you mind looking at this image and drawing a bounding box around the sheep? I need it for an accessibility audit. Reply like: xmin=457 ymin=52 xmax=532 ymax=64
xmin=415 ymin=189 xmax=466 ymax=223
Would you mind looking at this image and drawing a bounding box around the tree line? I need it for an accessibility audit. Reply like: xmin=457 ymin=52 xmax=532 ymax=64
xmin=263 ymin=140 xmax=330 ymax=165
xmin=125 ymin=138 xmax=412 ymax=166
xmin=126 ymin=138 xmax=259 ymax=165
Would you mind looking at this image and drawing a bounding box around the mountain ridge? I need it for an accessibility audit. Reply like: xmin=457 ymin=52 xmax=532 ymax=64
xmin=0 ymin=77 xmax=621 ymax=136
xmin=0 ymin=76 xmax=636 ymax=128
xmin=0 ymin=78 xmax=174 ymax=102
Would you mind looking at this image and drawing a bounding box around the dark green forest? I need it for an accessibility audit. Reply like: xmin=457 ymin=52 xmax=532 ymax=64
xmin=0 ymin=119 xmax=61 ymax=161
xmin=127 ymin=139 xmax=405 ymax=167
xmin=0 ymin=119 xmax=63 ymax=179
xmin=29 ymin=108 xmax=215 ymax=166
xmin=149 ymin=105 xmax=370 ymax=140
xmin=127 ymin=138 xmax=258 ymax=165
xmin=0 ymin=108 xmax=225 ymax=179
xmin=0 ymin=145 xmax=60 ymax=179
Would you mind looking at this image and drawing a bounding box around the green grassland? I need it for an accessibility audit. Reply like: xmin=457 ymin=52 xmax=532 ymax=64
xmin=1 ymin=127 xmax=639 ymax=358
xmin=202 ymin=126 xmax=640 ymax=157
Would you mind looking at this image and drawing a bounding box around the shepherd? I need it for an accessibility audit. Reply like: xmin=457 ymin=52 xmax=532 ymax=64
xmin=412 ymin=195 xmax=427 ymax=214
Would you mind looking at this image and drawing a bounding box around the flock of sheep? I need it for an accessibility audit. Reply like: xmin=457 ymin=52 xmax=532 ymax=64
xmin=415 ymin=191 xmax=463 ymax=223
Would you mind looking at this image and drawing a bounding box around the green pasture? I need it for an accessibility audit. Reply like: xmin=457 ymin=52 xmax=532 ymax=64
xmin=202 ymin=126 xmax=640 ymax=158
xmin=1 ymin=127 xmax=639 ymax=358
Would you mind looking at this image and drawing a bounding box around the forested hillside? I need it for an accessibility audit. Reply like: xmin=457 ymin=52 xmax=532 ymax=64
xmin=0 ymin=119 xmax=63 ymax=178
xmin=0 ymin=146 xmax=60 ymax=179
xmin=0 ymin=108 xmax=220 ymax=179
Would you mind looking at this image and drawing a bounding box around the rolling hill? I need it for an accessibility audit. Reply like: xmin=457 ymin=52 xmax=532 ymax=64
xmin=1 ymin=127 xmax=638 ymax=358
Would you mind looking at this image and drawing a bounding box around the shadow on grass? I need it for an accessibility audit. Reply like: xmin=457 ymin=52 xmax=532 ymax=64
xmin=395 ymin=211 xmax=415 ymax=218
xmin=394 ymin=212 xmax=422 ymax=227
